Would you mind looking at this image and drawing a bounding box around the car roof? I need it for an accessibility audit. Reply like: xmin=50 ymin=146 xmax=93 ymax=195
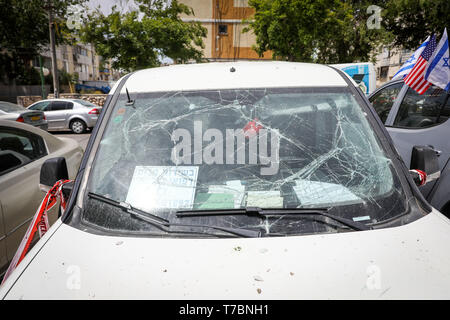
xmin=0 ymin=119 xmax=63 ymax=148
xmin=31 ymin=98 xmax=79 ymax=103
xmin=119 ymin=62 xmax=349 ymax=94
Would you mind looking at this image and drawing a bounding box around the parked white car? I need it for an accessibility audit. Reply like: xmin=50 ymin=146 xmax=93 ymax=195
xmin=1 ymin=62 xmax=449 ymax=299
xmin=0 ymin=120 xmax=83 ymax=279
xmin=27 ymin=99 xmax=102 ymax=134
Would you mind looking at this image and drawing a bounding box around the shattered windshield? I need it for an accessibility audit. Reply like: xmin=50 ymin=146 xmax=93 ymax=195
xmin=83 ymin=87 xmax=408 ymax=237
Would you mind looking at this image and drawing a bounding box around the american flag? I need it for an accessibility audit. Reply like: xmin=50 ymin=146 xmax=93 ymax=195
xmin=404 ymin=34 xmax=437 ymax=95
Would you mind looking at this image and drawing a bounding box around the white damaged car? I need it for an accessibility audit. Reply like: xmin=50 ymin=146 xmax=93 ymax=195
xmin=1 ymin=62 xmax=450 ymax=299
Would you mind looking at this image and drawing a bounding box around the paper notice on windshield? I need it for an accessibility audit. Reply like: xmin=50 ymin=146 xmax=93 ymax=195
xmin=194 ymin=193 xmax=235 ymax=209
xmin=208 ymin=180 xmax=245 ymax=208
xmin=246 ymin=191 xmax=283 ymax=208
xmin=126 ymin=166 xmax=198 ymax=211
xmin=293 ymin=180 xmax=360 ymax=206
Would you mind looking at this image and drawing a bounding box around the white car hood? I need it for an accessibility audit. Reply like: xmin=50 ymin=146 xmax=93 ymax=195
xmin=2 ymin=209 xmax=450 ymax=299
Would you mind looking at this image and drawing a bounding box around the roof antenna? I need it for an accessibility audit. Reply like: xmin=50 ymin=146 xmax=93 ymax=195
xmin=125 ymin=87 xmax=135 ymax=107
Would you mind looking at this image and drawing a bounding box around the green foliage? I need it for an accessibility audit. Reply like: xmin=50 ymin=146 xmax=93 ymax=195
xmin=382 ymin=0 xmax=450 ymax=49
xmin=79 ymin=0 xmax=207 ymax=72
xmin=0 ymin=0 xmax=87 ymax=84
xmin=59 ymin=69 xmax=78 ymax=85
xmin=245 ymin=0 xmax=392 ymax=63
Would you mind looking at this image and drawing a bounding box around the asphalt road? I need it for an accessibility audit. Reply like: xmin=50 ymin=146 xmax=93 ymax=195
xmin=53 ymin=130 xmax=91 ymax=151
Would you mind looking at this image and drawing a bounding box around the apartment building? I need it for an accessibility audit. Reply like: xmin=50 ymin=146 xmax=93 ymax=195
xmin=374 ymin=47 xmax=414 ymax=87
xmin=37 ymin=43 xmax=119 ymax=82
xmin=179 ymin=0 xmax=272 ymax=61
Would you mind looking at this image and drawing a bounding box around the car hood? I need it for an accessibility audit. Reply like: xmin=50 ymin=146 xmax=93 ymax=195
xmin=2 ymin=209 xmax=450 ymax=299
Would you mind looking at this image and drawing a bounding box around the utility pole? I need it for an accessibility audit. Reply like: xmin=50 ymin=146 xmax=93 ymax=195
xmin=46 ymin=0 xmax=59 ymax=98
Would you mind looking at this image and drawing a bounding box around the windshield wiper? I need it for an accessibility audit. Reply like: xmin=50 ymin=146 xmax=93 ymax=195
xmin=88 ymin=192 xmax=168 ymax=224
xmin=176 ymin=207 xmax=371 ymax=231
xmin=87 ymin=192 xmax=260 ymax=237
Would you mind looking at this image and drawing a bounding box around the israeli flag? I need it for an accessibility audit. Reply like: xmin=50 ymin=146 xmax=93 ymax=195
xmin=424 ymin=28 xmax=449 ymax=91
xmin=391 ymin=36 xmax=430 ymax=81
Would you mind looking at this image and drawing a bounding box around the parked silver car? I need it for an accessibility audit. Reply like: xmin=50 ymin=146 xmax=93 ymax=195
xmin=27 ymin=99 xmax=102 ymax=134
xmin=0 ymin=119 xmax=83 ymax=278
xmin=369 ymin=80 xmax=450 ymax=217
xmin=0 ymin=101 xmax=48 ymax=131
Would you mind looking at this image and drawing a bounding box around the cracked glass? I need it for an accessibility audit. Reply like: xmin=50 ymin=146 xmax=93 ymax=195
xmin=83 ymin=87 xmax=408 ymax=237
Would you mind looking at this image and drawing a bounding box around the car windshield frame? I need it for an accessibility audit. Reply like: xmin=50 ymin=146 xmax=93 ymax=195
xmin=66 ymin=78 xmax=426 ymax=238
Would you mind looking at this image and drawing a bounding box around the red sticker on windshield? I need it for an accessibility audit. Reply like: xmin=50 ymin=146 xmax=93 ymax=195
xmin=243 ymin=118 xmax=263 ymax=138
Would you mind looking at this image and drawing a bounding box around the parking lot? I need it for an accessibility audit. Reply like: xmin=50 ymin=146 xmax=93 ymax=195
xmin=53 ymin=130 xmax=91 ymax=151
xmin=0 ymin=0 xmax=448 ymax=301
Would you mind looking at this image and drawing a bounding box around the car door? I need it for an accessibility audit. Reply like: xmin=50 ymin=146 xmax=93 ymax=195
xmin=387 ymin=85 xmax=450 ymax=200
xmin=0 ymin=126 xmax=49 ymax=265
xmin=0 ymin=202 xmax=7 ymax=277
xmin=46 ymin=101 xmax=70 ymax=130
xmin=62 ymin=101 xmax=75 ymax=129
xmin=369 ymin=81 xmax=404 ymax=124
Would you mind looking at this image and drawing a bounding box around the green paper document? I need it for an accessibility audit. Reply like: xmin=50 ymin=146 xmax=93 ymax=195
xmin=194 ymin=193 xmax=235 ymax=209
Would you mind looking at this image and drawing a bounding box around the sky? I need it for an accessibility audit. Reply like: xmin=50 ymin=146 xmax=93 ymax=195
xmin=86 ymin=0 xmax=138 ymax=15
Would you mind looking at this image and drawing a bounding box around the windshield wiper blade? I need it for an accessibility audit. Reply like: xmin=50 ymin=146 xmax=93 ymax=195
xmin=87 ymin=192 xmax=260 ymax=237
xmin=88 ymin=192 xmax=168 ymax=224
xmin=176 ymin=207 xmax=371 ymax=231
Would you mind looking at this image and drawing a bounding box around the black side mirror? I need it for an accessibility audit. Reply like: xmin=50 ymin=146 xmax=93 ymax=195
xmin=409 ymin=146 xmax=440 ymax=186
xmin=39 ymin=157 xmax=69 ymax=191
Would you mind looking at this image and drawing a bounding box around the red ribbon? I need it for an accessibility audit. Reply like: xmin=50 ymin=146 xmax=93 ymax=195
xmin=1 ymin=179 xmax=71 ymax=285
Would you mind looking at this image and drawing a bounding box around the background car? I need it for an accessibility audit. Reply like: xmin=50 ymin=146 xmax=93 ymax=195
xmin=0 ymin=119 xmax=83 ymax=279
xmin=27 ymin=99 xmax=102 ymax=134
xmin=369 ymin=80 xmax=450 ymax=217
xmin=0 ymin=101 xmax=48 ymax=131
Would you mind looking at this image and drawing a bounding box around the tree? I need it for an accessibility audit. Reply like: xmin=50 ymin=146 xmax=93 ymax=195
xmin=0 ymin=0 xmax=87 ymax=84
xmin=382 ymin=0 xmax=450 ymax=49
xmin=79 ymin=0 xmax=207 ymax=72
xmin=245 ymin=0 xmax=392 ymax=63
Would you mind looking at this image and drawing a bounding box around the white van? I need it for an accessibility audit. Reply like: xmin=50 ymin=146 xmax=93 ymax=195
xmin=1 ymin=62 xmax=449 ymax=299
xmin=331 ymin=62 xmax=377 ymax=96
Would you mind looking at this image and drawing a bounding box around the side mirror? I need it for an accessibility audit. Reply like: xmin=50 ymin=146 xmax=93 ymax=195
xmin=39 ymin=157 xmax=69 ymax=192
xmin=409 ymin=146 xmax=440 ymax=187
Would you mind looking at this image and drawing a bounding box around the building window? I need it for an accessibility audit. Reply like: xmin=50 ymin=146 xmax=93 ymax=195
xmin=234 ymin=0 xmax=249 ymax=7
xmin=380 ymin=66 xmax=389 ymax=80
xmin=218 ymin=24 xmax=228 ymax=35
xmin=76 ymin=46 xmax=88 ymax=56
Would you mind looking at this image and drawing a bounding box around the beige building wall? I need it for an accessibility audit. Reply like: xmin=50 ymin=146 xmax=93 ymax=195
xmin=39 ymin=43 xmax=118 ymax=83
xmin=234 ymin=0 xmax=250 ymax=7
xmin=179 ymin=0 xmax=272 ymax=61
xmin=374 ymin=46 xmax=413 ymax=87
xmin=180 ymin=0 xmax=213 ymax=19
xmin=233 ymin=23 xmax=256 ymax=48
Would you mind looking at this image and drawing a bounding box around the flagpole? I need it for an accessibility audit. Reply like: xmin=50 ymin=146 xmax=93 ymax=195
xmin=436 ymin=92 xmax=450 ymax=124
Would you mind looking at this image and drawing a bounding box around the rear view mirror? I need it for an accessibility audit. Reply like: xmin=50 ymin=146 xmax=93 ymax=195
xmin=39 ymin=157 xmax=68 ymax=192
xmin=409 ymin=146 xmax=440 ymax=186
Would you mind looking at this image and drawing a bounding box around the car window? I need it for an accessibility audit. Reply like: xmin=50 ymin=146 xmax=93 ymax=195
xmin=75 ymin=99 xmax=96 ymax=107
xmin=0 ymin=102 xmax=24 ymax=113
xmin=393 ymin=86 xmax=450 ymax=128
xmin=0 ymin=126 xmax=47 ymax=175
xmin=369 ymin=82 xmax=403 ymax=123
xmin=83 ymin=87 xmax=408 ymax=237
xmin=29 ymin=101 xmax=50 ymax=111
xmin=66 ymin=102 xmax=74 ymax=110
xmin=50 ymin=101 xmax=68 ymax=111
